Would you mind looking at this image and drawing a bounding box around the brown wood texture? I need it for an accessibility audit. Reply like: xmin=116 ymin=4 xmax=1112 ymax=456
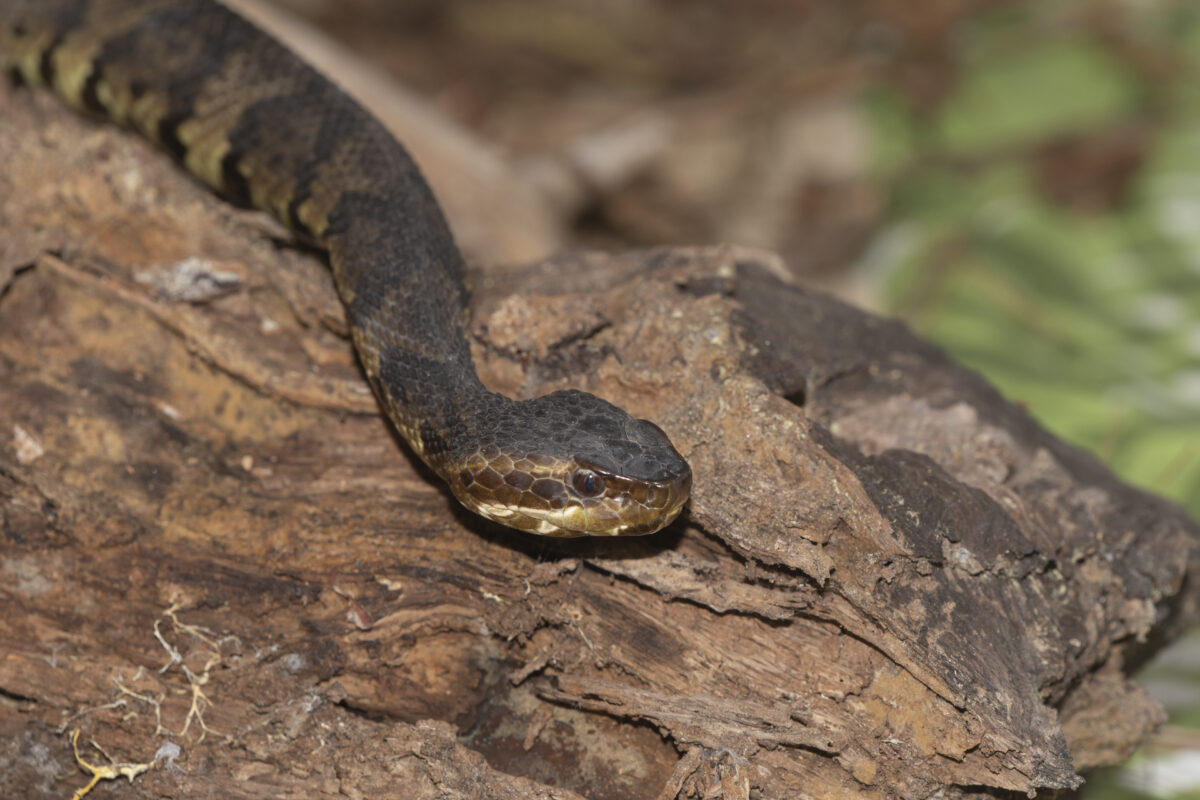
xmin=1 ymin=81 xmax=1198 ymax=799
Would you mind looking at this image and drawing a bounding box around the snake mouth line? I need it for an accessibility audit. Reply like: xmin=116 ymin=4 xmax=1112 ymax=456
xmin=466 ymin=470 xmax=692 ymax=538
xmin=449 ymin=441 xmax=692 ymax=537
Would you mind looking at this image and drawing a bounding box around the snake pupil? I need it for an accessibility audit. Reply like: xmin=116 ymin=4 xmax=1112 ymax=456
xmin=573 ymin=469 xmax=604 ymax=497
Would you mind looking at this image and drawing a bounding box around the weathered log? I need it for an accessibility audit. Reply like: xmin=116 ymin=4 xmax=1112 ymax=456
xmin=1 ymin=75 xmax=1196 ymax=800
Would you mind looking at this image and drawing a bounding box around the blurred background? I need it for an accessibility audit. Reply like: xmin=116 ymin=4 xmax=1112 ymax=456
xmin=270 ymin=1 xmax=1200 ymax=796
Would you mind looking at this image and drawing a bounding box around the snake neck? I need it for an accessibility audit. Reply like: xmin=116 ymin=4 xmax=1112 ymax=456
xmin=316 ymin=177 xmax=495 ymax=477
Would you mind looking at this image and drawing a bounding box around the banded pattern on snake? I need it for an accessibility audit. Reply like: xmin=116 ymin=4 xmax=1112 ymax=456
xmin=0 ymin=0 xmax=691 ymax=536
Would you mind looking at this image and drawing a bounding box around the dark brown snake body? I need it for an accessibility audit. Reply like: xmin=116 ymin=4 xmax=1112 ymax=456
xmin=0 ymin=0 xmax=691 ymax=536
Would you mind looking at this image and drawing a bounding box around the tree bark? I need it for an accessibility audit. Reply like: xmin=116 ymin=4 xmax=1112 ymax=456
xmin=1 ymin=81 xmax=1196 ymax=800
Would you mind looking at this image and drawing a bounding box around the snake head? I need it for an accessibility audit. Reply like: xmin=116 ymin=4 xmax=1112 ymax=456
xmin=452 ymin=390 xmax=692 ymax=537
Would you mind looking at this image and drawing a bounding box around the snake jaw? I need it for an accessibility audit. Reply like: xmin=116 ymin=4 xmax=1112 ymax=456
xmin=451 ymin=453 xmax=691 ymax=537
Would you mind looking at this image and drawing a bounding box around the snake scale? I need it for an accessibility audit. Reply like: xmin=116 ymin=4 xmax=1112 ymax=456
xmin=0 ymin=0 xmax=691 ymax=536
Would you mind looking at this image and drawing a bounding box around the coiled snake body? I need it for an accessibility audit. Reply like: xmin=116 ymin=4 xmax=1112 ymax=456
xmin=0 ymin=0 xmax=691 ymax=536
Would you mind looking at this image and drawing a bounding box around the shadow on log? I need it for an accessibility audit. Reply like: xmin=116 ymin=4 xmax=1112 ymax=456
xmin=1 ymin=78 xmax=1198 ymax=800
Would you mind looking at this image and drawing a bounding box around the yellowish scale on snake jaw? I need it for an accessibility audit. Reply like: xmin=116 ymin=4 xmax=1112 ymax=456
xmin=0 ymin=0 xmax=692 ymax=536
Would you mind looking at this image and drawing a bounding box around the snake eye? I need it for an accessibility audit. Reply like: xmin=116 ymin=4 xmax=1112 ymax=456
xmin=572 ymin=469 xmax=604 ymax=497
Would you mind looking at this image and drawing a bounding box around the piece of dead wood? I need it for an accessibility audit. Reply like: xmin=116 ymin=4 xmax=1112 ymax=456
xmin=1 ymin=69 xmax=1198 ymax=800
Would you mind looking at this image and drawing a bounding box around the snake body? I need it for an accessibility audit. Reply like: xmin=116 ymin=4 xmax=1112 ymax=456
xmin=0 ymin=0 xmax=691 ymax=536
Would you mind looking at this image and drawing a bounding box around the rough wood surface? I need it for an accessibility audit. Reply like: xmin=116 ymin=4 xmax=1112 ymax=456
xmin=1 ymin=80 xmax=1197 ymax=800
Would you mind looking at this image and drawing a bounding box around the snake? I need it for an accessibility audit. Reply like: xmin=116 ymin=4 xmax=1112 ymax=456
xmin=0 ymin=0 xmax=691 ymax=537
